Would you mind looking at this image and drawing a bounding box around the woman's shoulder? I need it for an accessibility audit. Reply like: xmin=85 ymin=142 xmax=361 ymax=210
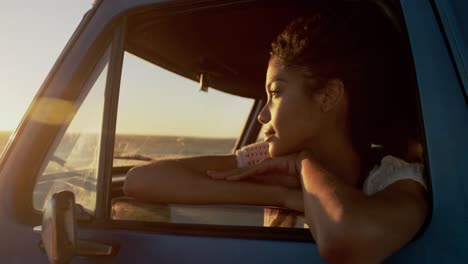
xmin=363 ymin=155 xmax=427 ymax=196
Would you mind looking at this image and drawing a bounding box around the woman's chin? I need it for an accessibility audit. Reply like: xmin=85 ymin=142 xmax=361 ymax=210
xmin=268 ymin=141 xmax=303 ymax=157
xmin=268 ymin=143 xmax=288 ymax=158
xmin=267 ymin=143 xmax=278 ymax=158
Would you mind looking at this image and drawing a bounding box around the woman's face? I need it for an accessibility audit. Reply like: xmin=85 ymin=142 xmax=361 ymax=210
xmin=259 ymin=58 xmax=327 ymax=157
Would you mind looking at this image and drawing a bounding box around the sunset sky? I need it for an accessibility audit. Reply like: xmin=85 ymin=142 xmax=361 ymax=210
xmin=0 ymin=1 xmax=256 ymax=138
xmin=0 ymin=1 xmax=93 ymax=131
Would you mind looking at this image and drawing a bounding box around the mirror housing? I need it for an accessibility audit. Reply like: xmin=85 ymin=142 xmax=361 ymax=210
xmin=35 ymin=191 xmax=115 ymax=263
xmin=41 ymin=191 xmax=76 ymax=264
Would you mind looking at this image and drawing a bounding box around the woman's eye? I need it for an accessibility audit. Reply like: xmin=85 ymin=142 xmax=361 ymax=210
xmin=269 ymin=90 xmax=281 ymax=98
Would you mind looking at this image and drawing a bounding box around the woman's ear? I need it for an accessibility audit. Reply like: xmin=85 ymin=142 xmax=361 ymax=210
xmin=318 ymin=78 xmax=345 ymax=112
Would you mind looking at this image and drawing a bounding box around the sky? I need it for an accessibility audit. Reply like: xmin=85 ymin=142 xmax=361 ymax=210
xmin=0 ymin=1 xmax=255 ymax=138
xmin=0 ymin=1 xmax=93 ymax=131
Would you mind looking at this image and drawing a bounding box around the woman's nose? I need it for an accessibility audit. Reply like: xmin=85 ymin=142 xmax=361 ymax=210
xmin=257 ymin=103 xmax=270 ymax=124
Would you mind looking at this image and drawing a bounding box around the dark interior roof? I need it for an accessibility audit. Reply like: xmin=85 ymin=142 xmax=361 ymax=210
xmin=125 ymin=1 xmax=330 ymax=99
xmin=124 ymin=0 xmax=404 ymax=99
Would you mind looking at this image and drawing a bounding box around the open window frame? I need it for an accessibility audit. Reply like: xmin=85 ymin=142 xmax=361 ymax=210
xmin=102 ymin=0 xmax=431 ymax=242
xmin=8 ymin=0 xmax=431 ymax=243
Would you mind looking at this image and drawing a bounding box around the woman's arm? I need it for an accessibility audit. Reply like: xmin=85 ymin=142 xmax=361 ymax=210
xmin=123 ymin=154 xmax=291 ymax=207
xmin=204 ymin=150 xmax=427 ymax=262
xmin=297 ymin=151 xmax=428 ymax=264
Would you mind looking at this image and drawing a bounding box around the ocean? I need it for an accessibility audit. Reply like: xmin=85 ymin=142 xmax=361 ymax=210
xmin=0 ymin=131 xmax=237 ymax=163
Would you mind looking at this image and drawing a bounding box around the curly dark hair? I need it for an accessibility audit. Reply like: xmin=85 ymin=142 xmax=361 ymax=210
xmin=270 ymin=4 xmax=416 ymax=167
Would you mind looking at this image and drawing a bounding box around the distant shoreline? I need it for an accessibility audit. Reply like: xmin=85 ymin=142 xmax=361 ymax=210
xmin=0 ymin=132 xmax=238 ymax=158
xmin=0 ymin=131 xmax=236 ymax=141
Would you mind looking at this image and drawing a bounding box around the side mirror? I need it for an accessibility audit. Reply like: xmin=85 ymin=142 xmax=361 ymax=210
xmin=34 ymin=191 xmax=115 ymax=264
xmin=41 ymin=191 xmax=76 ymax=264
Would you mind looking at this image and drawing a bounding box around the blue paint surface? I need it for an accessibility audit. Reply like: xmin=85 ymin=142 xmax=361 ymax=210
xmin=0 ymin=0 xmax=467 ymax=263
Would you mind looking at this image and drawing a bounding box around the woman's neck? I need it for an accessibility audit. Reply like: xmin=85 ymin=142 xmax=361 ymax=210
xmin=305 ymin=132 xmax=362 ymax=187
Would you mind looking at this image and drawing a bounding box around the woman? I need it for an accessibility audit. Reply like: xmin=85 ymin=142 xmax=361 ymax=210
xmin=124 ymin=5 xmax=428 ymax=263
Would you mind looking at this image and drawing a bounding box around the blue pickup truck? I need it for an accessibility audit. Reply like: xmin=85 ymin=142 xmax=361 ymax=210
xmin=0 ymin=0 xmax=466 ymax=263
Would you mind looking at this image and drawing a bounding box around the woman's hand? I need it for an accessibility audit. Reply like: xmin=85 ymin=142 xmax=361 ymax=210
xmin=206 ymin=154 xmax=301 ymax=188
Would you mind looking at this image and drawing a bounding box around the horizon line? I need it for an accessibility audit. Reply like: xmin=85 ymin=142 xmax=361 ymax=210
xmin=0 ymin=130 xmax=238 ymax=140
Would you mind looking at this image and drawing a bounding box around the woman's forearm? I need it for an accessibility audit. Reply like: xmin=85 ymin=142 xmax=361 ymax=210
xmin=299 ymin=159 xmax=348 ymax=236
xmin=296 ymin=151 xmax=367 ymax=261
xmin=124 ymin=159 xmax=288 ymax=207
xmin=297 ymin=151 xmax=428 ymax=263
